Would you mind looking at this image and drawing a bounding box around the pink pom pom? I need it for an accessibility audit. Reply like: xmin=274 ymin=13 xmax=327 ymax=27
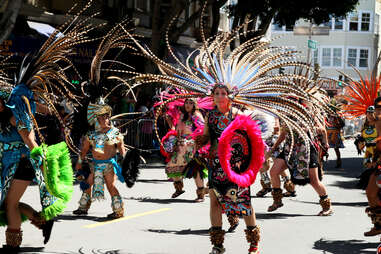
xmin=218 ymin=115 xmax=265 ymax=187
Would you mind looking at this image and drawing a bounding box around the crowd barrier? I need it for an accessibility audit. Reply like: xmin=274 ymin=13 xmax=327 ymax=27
xmin=113 ymin=118 xmax=160 ymax=151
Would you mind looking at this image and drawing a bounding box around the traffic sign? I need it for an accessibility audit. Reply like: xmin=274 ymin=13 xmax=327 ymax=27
xmin=308 ymin=39 xmax=317 ymax=49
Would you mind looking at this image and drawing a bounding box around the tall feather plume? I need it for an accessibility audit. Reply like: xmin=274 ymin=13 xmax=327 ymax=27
xmin=10 ymin=1 xmax=103 ymax=153
xmin=124 ymin=1 xmax=328 ymax=157
xmin=341 ymin=55 xmax=381 ymax=119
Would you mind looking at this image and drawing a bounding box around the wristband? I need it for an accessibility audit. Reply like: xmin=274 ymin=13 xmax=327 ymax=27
xmin=77 ymin=158 xmax=82 ymax=164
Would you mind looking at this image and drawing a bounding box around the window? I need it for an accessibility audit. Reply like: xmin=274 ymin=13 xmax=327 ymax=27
xmin=320 ymin=47 xmax=343 ymax=67
xmin=361 ymin=12 xmax=371 ymax=31
xmin=349 ymin=12 xmax=359 ymax=31
xmin=322 ymin=48 xmax=331 ymax=66
xmin=313 ymin=49 xmax=319 ymax=65
xmin=375 ymin=14 xmax=379 ymax=34
xmin=333 ymin=48 xmax=342 ymax=67
xmin=359 ymin=49 xmax=369 ymax=67
xmin=347 ymin=48 xmax=357 ymax=66
xmin=347 ymin=48 xmax=370 ymax=68
xmin=348 ymin=11 xmax=372 ymax=32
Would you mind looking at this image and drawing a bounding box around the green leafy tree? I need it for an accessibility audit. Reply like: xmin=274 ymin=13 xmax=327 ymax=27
xmin=227 ymin=0 xmax=359 ymax=45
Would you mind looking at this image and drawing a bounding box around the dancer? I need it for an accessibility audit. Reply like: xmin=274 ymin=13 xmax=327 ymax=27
xmin=126 ymin=8 xmax=328 ymax=252
xmin=326 ymin=104 xmax=345 ymax=168
xmin=267 ymin=98 xmax=332 ymax=216
xmin=257 ymin=120 xmax=296 ymax=198
xmin=72 ymin=21 xmax=139 ymax=219
xmin=160 ymin=97 xmax=206 ymax=200
xmin=0 ymin=4 xmax=93 ymax=250
xmin=73 ymin=101 xmax=126 ymax=219
xmin=364 ymin=98 xmax=381 ymax=236
xmin=355 ymin=106 xmax=377 ymax=169
xmin=339 ymin=60 xmax=381 ymax=236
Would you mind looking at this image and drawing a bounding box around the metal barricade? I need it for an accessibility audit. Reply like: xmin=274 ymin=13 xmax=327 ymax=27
xmin=112 ymin=118 xmax=160 ymax=151
xmin=137 ymin=118 xmax=160 ymax=151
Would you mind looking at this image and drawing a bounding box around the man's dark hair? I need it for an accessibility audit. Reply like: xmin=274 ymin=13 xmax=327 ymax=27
xmin=375 ymin=96 xmax=381 ymax=107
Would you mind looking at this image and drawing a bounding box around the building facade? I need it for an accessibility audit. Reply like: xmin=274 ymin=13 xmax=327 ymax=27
xmin=271 ymin=0 xmax=381 ymax=96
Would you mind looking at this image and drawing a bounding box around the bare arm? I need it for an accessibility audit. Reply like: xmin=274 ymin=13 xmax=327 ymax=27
xmin=11 ymin=116 xmax=39 ymax=150
xmin=270 ymin=129 xmax=287 ymax=153
xmin=76 ymin=136 xmax=90 ymax=170
xmin=117 ymin=136 xmax=126 ymax=157
xmin=195 ymin=114 xmax=210 ymax=150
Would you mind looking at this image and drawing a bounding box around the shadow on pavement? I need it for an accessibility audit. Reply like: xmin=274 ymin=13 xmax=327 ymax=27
xmin=255 ymin=212 xmax=314 ymax=220
xmin=147 ymin=228 xmax=209 ymax=236
xmin=56 ymin=214 xmax=110 ymax=222
xmin=328 ymin=179 xmax=361 ymax=190
xmin=0 ymin=246 xmax=45 ymax=253
xmin=324 ymin=157 xmax=363 ymax=179
xmin=313 ymin=238 xmax=379 ymax=254
xmin=124 ymin=196 xmax=196 ymax=204
xmin=136 ymin=179 xmax=171 ymax=184
xmin=299 ymin=200 xmax=368 ymax=208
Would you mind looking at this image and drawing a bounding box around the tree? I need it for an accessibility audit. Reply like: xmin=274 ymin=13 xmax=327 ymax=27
xmin=227 ymin=0 xmax=359 ymax=45
xmin=150 ymin=0 xmax=227 ymax=59
xmin=0 ymin=0 xmax=22 ymax=45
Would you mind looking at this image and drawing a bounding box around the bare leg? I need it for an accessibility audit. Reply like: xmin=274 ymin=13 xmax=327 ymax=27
xmin=5 ymin=179 xmax=31 ymax=229
xmin=270 ymin=158 xmax=287 ymax=188
xmin=73 ymin=172 xmax=93 ymax=215
xmin=208 ymin=189 xmax=225 ymax=253
xmin=256 ymin=159 xmax=272 ymax=197
xmin=209 ymin=189 xmax=222 ymax=227
xmin=309 ymin=167 xmax=332 ymax=216
xmin=171 ymin=176 xmax=185 ymax=198
xmin=194 ymin=171 xmax=205 ymax=202
xmin=18 ymin=203 xmax=37 ymax=220
xmin=364 ymin=172 xmax=381 ymax=236
xmin=268 ymin=158 xmax=288 ymax=212
xmin=243 ymin=207 xmax=260 ymax=254
xmin=334 ymin=148 xmax=341 ymax=167
xmin=194 ymin=171 xmax=204 ymax=188
xmin=104 ymin=171 xmax=119 ymax=197
xmin=105 ymin=170 xmax=124 ymax=218
xmin=309 ymin=167 xmax=327 ymax=196
xmin=366 ymin=172 xmax=381 ymax=207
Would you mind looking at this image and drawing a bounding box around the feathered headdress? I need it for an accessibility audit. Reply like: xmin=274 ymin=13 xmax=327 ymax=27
xmin=122 ymin=6 xmax=327 ymax=157
xmin=340 ymin=52 xmax=381 ymax=119
xmin=154 ymin=87 xmax=213 ymax=126
xmin=0 ymin=1 xmax=99 ymax=150
xmin=84 ymin=20 xmax=139 ymax=129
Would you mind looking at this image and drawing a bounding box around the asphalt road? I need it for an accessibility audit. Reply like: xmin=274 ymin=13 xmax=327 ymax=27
xmin=0 ymin=140 xmax=380 ymax=254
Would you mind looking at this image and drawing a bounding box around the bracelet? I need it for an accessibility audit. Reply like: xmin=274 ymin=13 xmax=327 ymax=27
xmin=77 ymin=158 xmax=82 ymax=164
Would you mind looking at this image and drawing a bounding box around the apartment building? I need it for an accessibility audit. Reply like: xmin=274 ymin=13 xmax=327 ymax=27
xmin=271 ymin=0 xmax=381 ymax=96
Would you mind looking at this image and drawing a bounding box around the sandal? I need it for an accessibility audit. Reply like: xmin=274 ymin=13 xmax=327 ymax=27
xmin=317 ymin=209 xmax=333 ymax=216
xmin=171 ymin=190 xmax=185 ymax=198
xmin=267 ymin=202 xmax=283 ymax=212
xmin=283 ymin=191 xmax=296 ymax=197
xmin=256 ymin=188 xmax=271 ymax=197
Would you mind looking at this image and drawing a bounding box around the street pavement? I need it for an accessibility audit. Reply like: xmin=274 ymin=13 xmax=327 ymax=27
xmin=0 ymin=139 xmax=380 ymax=254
